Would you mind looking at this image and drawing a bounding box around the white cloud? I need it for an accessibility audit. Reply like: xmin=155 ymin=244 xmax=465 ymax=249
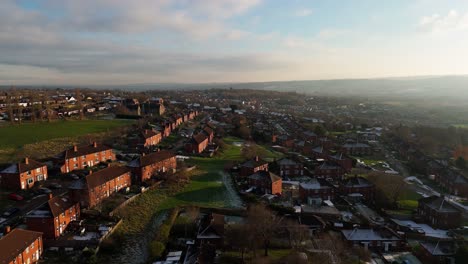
xmin=419 ymin=9 xmax=468 ymax=33
xmin=283 ymin=36 xmax=306 ymax=48
xmin=295 ymin=8 xmax=313 ymax=17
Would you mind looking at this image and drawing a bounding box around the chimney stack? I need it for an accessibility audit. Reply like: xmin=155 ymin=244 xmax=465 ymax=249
xmin=48 ymin=193 xmax=53 ymax=200
xmin=24 ymin=157 xmax=29 ymax=165
xmin=255 ymin=156 xmax=259 ymax=162
xmin=145 ymin=129 xmax=148 ymax=134
xmin=73 ymin=145 xmax=78 ymax=152
xmin=89 ymin=170 xmax=93 ymax=175
xmin=5 ymin=226 xmax=11 ymax=234
xmin=93 ymin=142 xmax=97 ymax=148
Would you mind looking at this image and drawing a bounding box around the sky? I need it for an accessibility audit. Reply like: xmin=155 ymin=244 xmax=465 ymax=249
xmin=1 ymin=0 xmax=468 ymax=85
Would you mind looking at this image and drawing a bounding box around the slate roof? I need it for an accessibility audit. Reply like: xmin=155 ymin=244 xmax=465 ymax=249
xmin=141 ymin=129 xmax=161 ymax=139
xmin=242 ymin=158 xmax=268 ymax=168
xmin=1 ymin=158 xmax=45 ymax=174
xmin=128 ymin=150 xmax=175 ymax=168
xmin=248 ymin=170 xmax=281 ymax=183
xmin=342 ymin=228 xmax=401 ymax=241
xmin=343 ymin=177 xmax=373 ymax=188
xmin=84 ymin=166 xmax=130 ymax=189
xmin=191 ymin=133 xmax=208 ymax=144
xmin=63 ymin=143 xmax=112 ymax=159
xmin=0 ymin=229 xmax=42 ymax=264
xmin=419 ymin=196 xmax=460 ymax=213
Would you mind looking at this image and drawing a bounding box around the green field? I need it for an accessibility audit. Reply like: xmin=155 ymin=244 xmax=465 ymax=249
xmin=0 ymin=119 xmax=133 ymax=148
xmin=114 ymin=137 xmax=283 ymax=235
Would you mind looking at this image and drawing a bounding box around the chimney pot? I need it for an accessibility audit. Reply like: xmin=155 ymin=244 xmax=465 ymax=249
xmin=48 ymin=193 xmax=53 ymax=200
xmin=93 ymin=142 xmax=97 ymax=148
xmin=73 ymin=145 xmax=78 ymax=152
xmin=89 ymin=170 xmax=93 ymax=175
xmin=4 ymin=226 xmax=11 ymax=234
xmin=255 ymin=156 xmax=259 ymax=162
xmin=24 ymin=157 xmax=29 ymax=165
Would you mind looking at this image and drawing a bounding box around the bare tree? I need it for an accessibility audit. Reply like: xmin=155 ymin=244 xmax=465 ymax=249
xmin=246 ymin=204 xmax=283 ymax=257
xmin=75 ymin=88 xmax=84 ymax=120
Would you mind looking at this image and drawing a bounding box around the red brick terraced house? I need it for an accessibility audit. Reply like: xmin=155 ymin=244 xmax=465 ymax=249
xmin=417 ymin=196 xmax=462 ymax=229
xmin=299 ymin=178 xmax=335 ymax=204
xmin=68 ymin=166 xmax=131 ymax=208
xmin=341 ymin=142 xmax=371 ymax=155
xmin=140 ymin=129 xmax=162 ymax=148
xmin=329 ymin=153 xmax=353 ymax=172
xmin=0 ymin=158 xmax=48 ymax=190
xmin=277 ymin=158 xmax=304 ymax=177
xmin=314 ymin=161 xmax=346 ymax=180
xmin=339 ymin=176 xmax=375 ymax=202
xmin=127 ymin=150 xmax=177 ymax=182
xmin=185 ymin=133 xmax=209 ymax=154
xmin=26 ymin=194 xmax=80 ymax=239
xmin=248 ymin=170 xmax=282 ymax=195
xmin=202 ymin=126 xmax=214 ymax=143
xmin=59 ymin=142 xmax=115 ymax=173
xmin=341 ymin=228 xmax=404 ymax=252
xmin=239 ymin=156 xmax=269 ymax=177
xmin=0 ymin=228 xmax=43 ymax=264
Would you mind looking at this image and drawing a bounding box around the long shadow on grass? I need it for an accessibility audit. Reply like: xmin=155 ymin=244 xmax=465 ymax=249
xmin=173 ymin=186 xmax=227 ymax=204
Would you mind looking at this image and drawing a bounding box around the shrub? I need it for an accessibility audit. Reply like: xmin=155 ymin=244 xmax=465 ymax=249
xmin=149 ymin=241 xmax=166 ymax=259
xmin=156 ymin=224 xmax=171 ymax=242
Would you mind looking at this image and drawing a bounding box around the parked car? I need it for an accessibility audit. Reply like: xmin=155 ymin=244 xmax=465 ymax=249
xmin=8 ymin=193 xmax=24 ymax=201
xmin=68 ymin=174 xmax=79 ymax=180
xmin=48 ymin=183 xmax=62 ymax=189
xmin=38 ymin=187 xmax=52 ymax=194
xmin=2 ymin=207 xmax=20 ymax=217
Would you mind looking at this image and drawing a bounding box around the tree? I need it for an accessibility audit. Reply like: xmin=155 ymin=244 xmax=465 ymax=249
xmin=149 ymin=241 xmax=165 ymax=260
xmin=284 ymin=219 xmax=309 ymax=249
xmin=313 ymin=125 xmax=327 ymax=137
xmin=455 ymin=244 xmax=468 ymax=264
xmin=75 ymin=88 xmax=84 ymax=120
xmin=225 ymin=224 xmax=251 ymax=261
xmin=456 ymin=156 xmax=467 ymax=170
xmin=246 ymin=204 xmax=282 ymax=257
xmin=237 ymin=125 xmax=251 ymax=140
xmin=367 ymin=172 xmax=407 ymax=208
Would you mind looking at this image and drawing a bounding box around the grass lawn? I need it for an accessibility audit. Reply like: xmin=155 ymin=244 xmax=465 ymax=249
xmin=221 ymin=249 xmax=292 ymax=262
xmin=0 ymin=119 xmax=133 ymax=149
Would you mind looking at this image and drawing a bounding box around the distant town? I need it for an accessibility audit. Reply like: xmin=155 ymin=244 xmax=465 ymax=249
xmin=0 ymin=88 xmax=467 ymax=264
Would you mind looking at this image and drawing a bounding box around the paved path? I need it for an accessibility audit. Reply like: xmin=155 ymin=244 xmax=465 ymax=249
xmin=219 ymin=171 xmax=243 ymax=208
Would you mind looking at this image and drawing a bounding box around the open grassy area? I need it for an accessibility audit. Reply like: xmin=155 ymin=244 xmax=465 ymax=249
xmin=0 ymin=119 xmax=133 ymax=149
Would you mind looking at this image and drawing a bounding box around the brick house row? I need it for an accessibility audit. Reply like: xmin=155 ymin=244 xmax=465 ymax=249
xmin=185 ymin=133 xmax=209 ymax=154
xmin=140 ymin=129 xmax=162 ymax=148
xmin=240 ymin=156 xmax=269 ymax=177
xmin=69 ymin=166 xmax=131 ymax=208
xmin=59 ymin=142 xmax=115 ymax=173
xmin=26 ymin=194 xmax=80 ymax=239
xmin=127 ymin=150 xmax=177 ymax=182
xmin=417 ymin=196 xmax=462 ymax=229
xmin=248 ymin=170 xmax=282 ymax=195
xmin=0 ymin=228 xmax=43 ymax=264
xmin=277 ymin=158 xmax=304 ymax=177
xmin=299 ymin=178 xmax=335 ymax=204
xmin=0 ymin=158 xmax=48 ymax=190
xmin=314 ymin=161 xmax=346 ymax=180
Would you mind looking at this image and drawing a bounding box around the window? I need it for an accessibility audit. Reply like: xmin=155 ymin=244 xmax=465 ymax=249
xmin=36 ymin=168 xmax=41 ymax=173
xmin=27 ymin=178 xmax=34 ymax=184
xmin=37 ymin=175 xmax=44 ymax=181
xmin=73 ymin=157 xmax=77 ymax=161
